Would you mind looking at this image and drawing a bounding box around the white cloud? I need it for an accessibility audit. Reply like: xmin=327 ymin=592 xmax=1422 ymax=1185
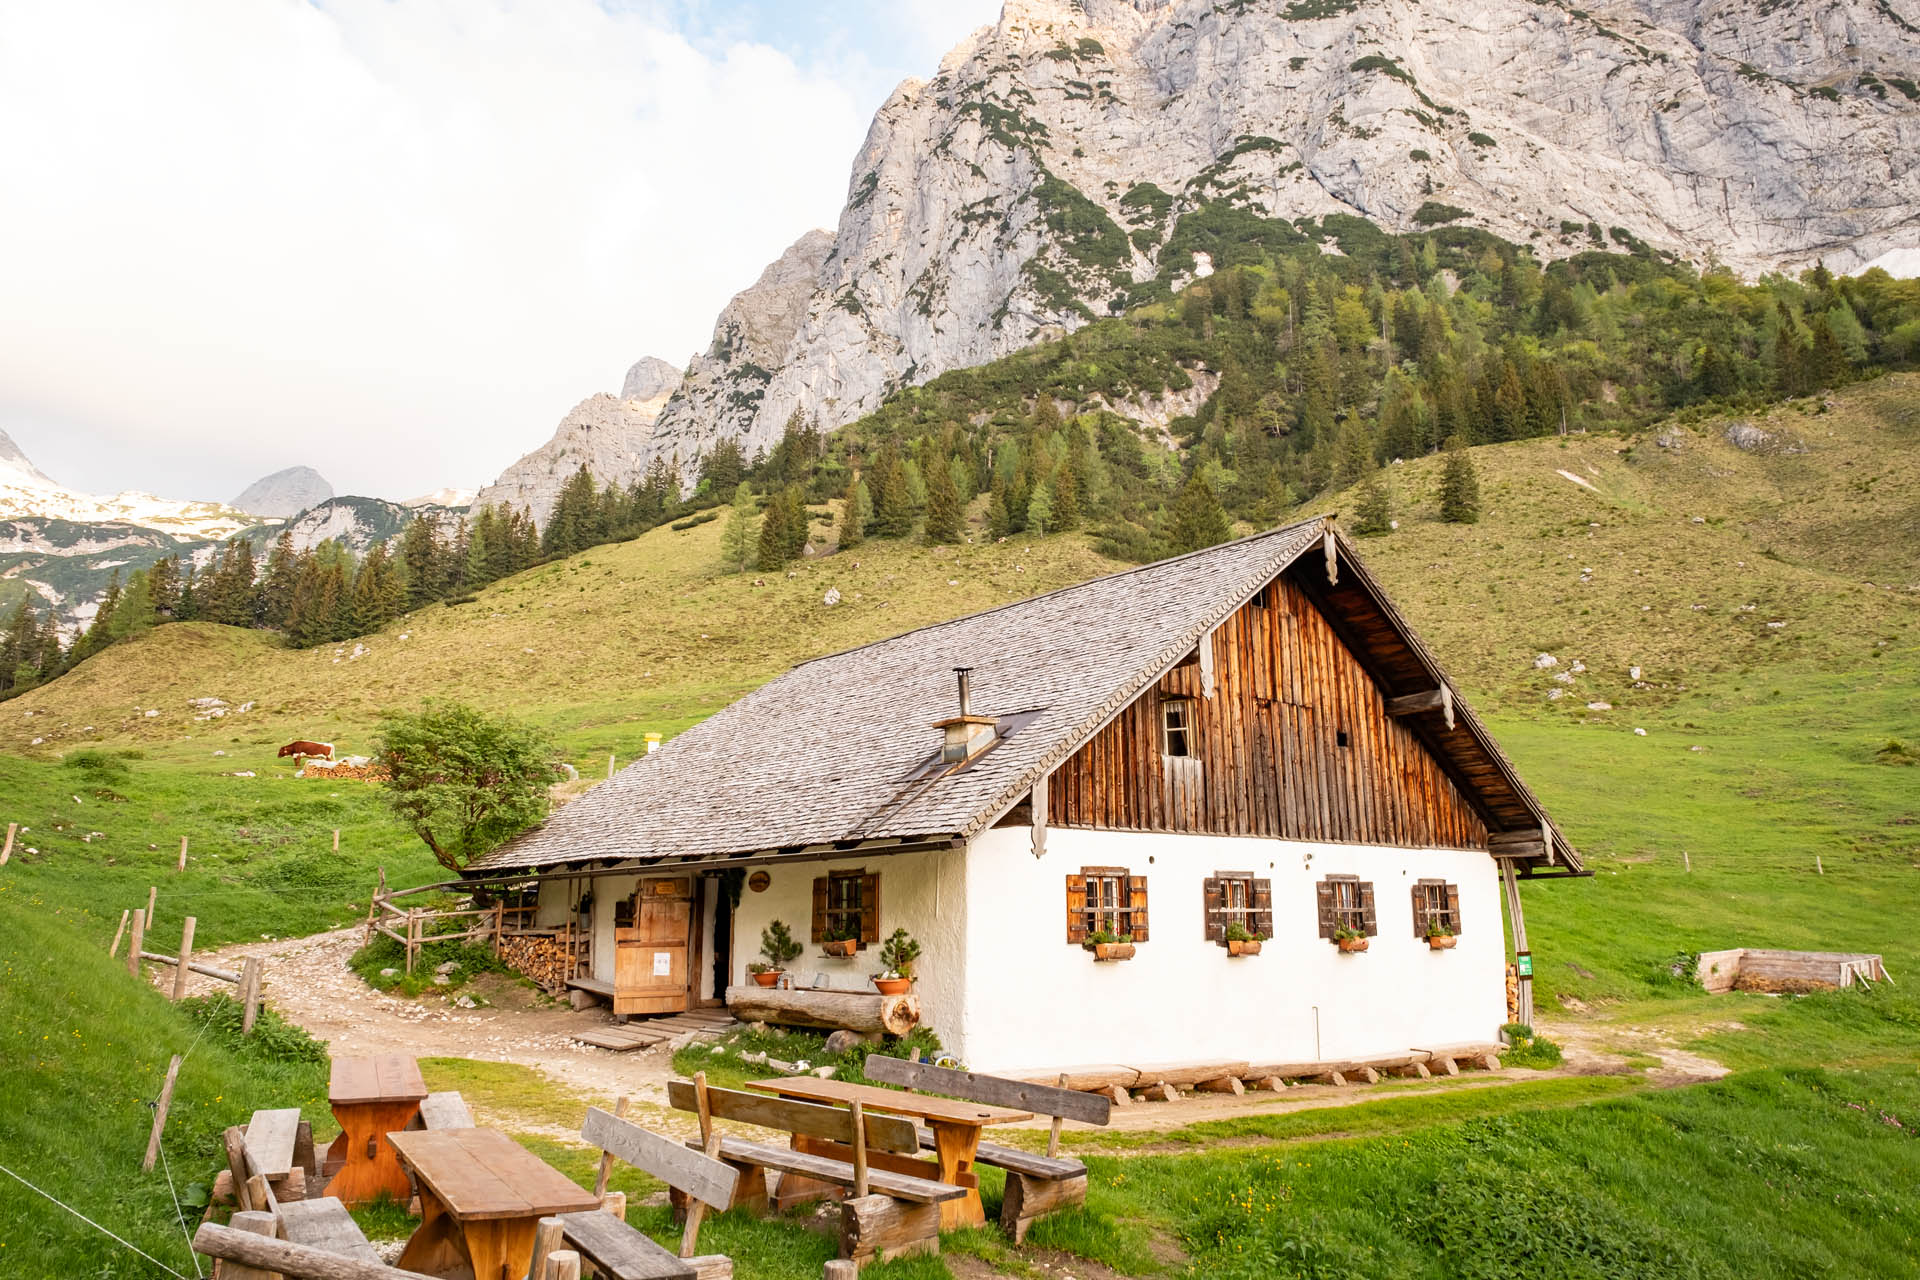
xmin=0 ymin=0 xmax=915 ymax=502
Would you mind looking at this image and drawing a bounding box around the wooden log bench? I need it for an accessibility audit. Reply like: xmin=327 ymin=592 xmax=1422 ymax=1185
xmin=663 ymin=1077 xmax=960 ymax=1266
xmin=278 ymin=1196 xmax=382 ymax=1264
xmin=864 ymin=1056 xmax=1112 ymax=1244
xmin=245 ymin=1107 xmax=308 ymax=1202
xmin=195 ymin=1216 xmax=437 ymax=1279
xmin=574 ymin=1102 xmax=738 ymax=1278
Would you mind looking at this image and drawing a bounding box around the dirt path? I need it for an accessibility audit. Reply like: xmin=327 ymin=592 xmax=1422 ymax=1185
xmin=1541 ymin=1015 xmax=1732 ymax=1086
xmin=163 ymin=927 xmax=678 ymax=1105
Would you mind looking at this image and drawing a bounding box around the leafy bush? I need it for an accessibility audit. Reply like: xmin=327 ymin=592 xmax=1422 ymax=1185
xmin=1500 ymin=1023 xmax=1565 ymax=1069
xmin=179 ymin=993 xmax=329 ymax=1066
xmin=62 ymin=748 xmax=133 ymax=783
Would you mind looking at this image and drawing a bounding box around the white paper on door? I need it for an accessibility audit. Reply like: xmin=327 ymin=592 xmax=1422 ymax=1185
xmin=652 ymin=951 xmax=671 ymax=977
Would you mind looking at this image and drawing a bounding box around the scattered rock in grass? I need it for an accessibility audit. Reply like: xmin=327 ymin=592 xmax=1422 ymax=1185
xmin=823 ymin=587 xmax=841 ymax=606
xmin=1587 ymin=701 xmax=1613 ymax=711
xmin=1534 ymin=653 xmax=1558 ymax=668
xmin=1654 ymin=428 xmax=1686 ymax=449
xmin=1634 ymin=728 xmax=1648 ymax=736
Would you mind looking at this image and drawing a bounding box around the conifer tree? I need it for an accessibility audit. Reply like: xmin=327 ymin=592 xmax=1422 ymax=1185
xmin=149 ymin=555 xmax=182 ymax=620
xmin=1438 ymin=435 xmax=1481 ymax=524
xmin=1491 ymin=362 xmax=1529 ymax=440
xmin=1333 ymin=421 xmax=1375 ymax=488
xmin=398 ymin=515 xmax=445 ymax=607
xmin=869 ymin=442 xmax=914 ymax=538
xmin=720 ymin=482 xmax=757 ymax=571
xmin=258 ymin=532 xmax=299 ymax=626
xmin=1052 ymin=460 xmax=1081 ymax=531
xmin=1166 ymin=473 xmax=1231 ymax=554
xmin=987 ymin=485 xmax=1011 ymax=539
xmin=1026 ymin=483 xmax=1053 ymax=536
xmin=543 ymin=467 xmax=598 ymax=558
xmin=1355 ymin=468 xmax=1395 ymax=536
xmin=757 ymin=485 xmax=808 ymax=571
xmin=923 ymin=454 xmax=963 ymax=544
xmin=463 ymin=514 xmax=492 ymax=591
xmin=836 ymin=476 xmax=868 ymax=550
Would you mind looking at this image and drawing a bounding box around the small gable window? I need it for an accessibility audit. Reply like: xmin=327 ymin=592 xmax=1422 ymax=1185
xmin=1065 ymin=867 xmax=1149 ymax=943
xmin=1315 ymin=874 xmax=1376 ymax=939
xmin=1203 ymin=872 xmax=1273 ymax=944
xmin=1162 ymin=698 xmax=1194 ymax=758
xmin=811 ymin=869 xmax=880 ymax=947
xmin=1412 ymin=879 xmax=1461 ymax=938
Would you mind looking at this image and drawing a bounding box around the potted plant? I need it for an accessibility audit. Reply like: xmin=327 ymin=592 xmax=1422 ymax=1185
xmin=1225 ymin=921 xmax=1264 ymax=956
xmin=874 ymin=928 xmax=920 ymax=994
xmin=1085 ymin=929 xmax=1136 ymax=961
xmin=822 ymin=921 xmax=860 ymax=958
xmin=756 ymin=920 xmax=802 ymax=984
xmin=1426 ymin=921 xmax=1457 ymax=950
xmin=1334 ymin=925 xmax=1369 ymax=953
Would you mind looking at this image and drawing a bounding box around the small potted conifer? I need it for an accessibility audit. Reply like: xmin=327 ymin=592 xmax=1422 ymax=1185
xmin=873 ymin=928 xmax=919 ymax=995
xmin=1334 ymin=925 xmax=1369 ymax=953
xmin=1426 ymin=921 xmax=1457 ymax=950
xmin=1225 ymin=921 xmax=1264 ymax=956
xmin=1086 ymin=929 xmax=1136 ymax=961
xmin=755 ymin=920 xmax=802 ymax=985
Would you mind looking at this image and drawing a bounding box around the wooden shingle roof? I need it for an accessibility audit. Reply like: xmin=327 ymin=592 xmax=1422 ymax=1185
xmin=469 ymin=518 xmax=1580 ymax=875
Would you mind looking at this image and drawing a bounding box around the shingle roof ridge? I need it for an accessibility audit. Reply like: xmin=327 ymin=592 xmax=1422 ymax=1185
xmin=789 ymin=516 xmax=1330 ymax=672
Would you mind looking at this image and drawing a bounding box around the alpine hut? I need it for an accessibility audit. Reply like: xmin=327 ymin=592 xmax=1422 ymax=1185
xmin=468 ymin=518 xmax=1582 ymax=1071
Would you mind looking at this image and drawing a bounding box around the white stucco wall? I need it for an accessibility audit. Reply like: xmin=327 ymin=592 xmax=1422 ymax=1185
xmin=728 ymin=851 xmax=967 ymax=1052
xmin=957 ymin=826 xmax=1508 ymax=1072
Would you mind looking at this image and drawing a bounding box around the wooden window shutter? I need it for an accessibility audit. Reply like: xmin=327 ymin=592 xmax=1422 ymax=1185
xmin=1447 ymin=882 xmax=1462 ymax=934
xmin=1127 ymin=874 xmax=1149 ymax=942
xmin=1065 ymin=874 xmax=1087 ymax=944
xmin=1315 ymin=879 xmax=1335 ymax=939
xmin=1251 ymin=878 xmax=1273 ymax=937
xmin=860 ymin=872 xmax=881 ymax=944
xmin=1202 ymin=876 xmax=1224 ymax=943
xmin=1411 ymin=883 xmax=1425 ymax=938
xmin=811 ymin=876 xmax=828 ymax=943
xmin=1359 ymin=881 xmax=1378 ymax=937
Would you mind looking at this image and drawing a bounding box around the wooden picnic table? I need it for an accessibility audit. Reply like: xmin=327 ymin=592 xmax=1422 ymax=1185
xmin=747 ymin=1075 xmax=1032 ymax=1229
xmin=324 ymin=1055 xmax=428 ymax=1206
xmin=388 ymin=1127 xmax=600 ymax=1280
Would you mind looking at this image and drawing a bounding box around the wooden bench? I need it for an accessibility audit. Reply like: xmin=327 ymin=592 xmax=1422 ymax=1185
xmin=416 ymin=1090 xmax=475 ymax=1130
xmin=195 ymin=1215 xmax=438 ymax=1279
xmin=664 ymin=1077 xmax=962 ymax=1265
xmin=278 ymin=1196 xmax=382 ymax=1264
xmin=572 ymin=1102 xmax=737 ymax=1279
xmin=863 ymin=1056 xmax=1111 ymax=1243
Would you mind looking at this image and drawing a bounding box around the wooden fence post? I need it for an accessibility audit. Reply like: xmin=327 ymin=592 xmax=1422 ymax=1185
xmin=128 ymin=909 xmax=145 ymax=980
xmin=593 ymin=1097 xmax=630 ymax=1197
xmin=109 ymin=909 xmax=130 ymax=957
xmin=171 ymin=917 xmax=197 ymax=1002
xmin=177 ymin=837 xmax=188 ymax=873
xmin=146 ymin=885 xmax=157 ymax=936
xmin=546 ymin=1250 xmax=581 ymax=1280
xmin=607 ymin=753 xmax=616 ymax=780
xmin=222 ymin=1211 xmax=280 ymax=1280
xmin=405 ymin=910 xmax=419 ymax=975
xmin=0 ymin=821 xmax=15 ymax=865
xmin=529 ymin=1217 xmax=566 ymax=1280
xmin=492 ymin=901 xmax=504 ymax=956
xmin=241 ymin=957 xmax=263 ymax=1034
xmin=141 ymin=1055 xmax=183 ymax=1172
xmin=332 ymin=828 xmax=340 ymax=853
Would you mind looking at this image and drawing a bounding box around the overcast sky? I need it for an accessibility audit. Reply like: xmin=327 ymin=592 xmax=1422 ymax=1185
xmin=0 ymin=0 xmax=1000 ymax=504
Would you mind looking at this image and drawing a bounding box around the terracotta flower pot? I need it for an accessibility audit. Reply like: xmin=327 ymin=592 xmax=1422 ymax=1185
xmin=873 ymin=976 xmax=911 ymax=996
xmin=1427 ymin=934 xmax=1457 ymax=950
xmin=823 ymin=939 xmax=857 ymax=957
xmin=1093 ymin=942 xmax=1136 ymax=961
xmin=752 ymin=970 xmax=781 ymax=987
xmin=1227 ymin=939 xmax=1263 ymax=956
xmin=1336 ymin=937 xmax=1369 ymax=953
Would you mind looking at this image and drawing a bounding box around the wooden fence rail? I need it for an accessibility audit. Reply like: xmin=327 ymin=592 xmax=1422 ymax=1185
xmin=118 ymin=907 xmax=265 ymax=1032
xmin=365 ymin=881 xmax=536 ymax=975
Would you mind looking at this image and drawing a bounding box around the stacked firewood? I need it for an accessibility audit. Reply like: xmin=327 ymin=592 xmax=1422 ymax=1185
xmin=499 ymin=933 xmax=575 ymax=994
xmin=296 ymin=760 xmax=390 ymax=782
xmin=1505 ymin=963 xmax=1520 ymax=1023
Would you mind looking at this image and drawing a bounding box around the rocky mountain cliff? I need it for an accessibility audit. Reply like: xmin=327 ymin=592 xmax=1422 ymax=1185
xmin=231 ymin=466 xmax=334 ymax=518
xmin=473 ymin=358 xmax=684 ymax=524
xmin=626 ymin=0 xmax=1920 ymax=468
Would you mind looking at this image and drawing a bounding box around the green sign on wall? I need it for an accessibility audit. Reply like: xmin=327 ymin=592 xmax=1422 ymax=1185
xmin=1516 ymin=952 xmax=1534 ymax=978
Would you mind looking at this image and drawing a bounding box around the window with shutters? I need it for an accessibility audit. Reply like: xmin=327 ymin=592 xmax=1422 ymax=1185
xmin=1412 ymin=879 xmax=1461 ymax=937
xmin=1202 ymin=872 xmax=1273 ymax=943
xmin=1161 ymin=698 xmax=1193 ymax=758
xmin=1064 ymin=867 xmax=1149 ymax=943
xmin=811 ymin=869 xmax=880 ymax=947
xmin=1315 ymin=874 xmax=1377 ymax=939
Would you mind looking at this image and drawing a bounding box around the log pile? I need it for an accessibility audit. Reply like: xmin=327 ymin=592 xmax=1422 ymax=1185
xmin=499 ymin=933 xmax=575 ymax=994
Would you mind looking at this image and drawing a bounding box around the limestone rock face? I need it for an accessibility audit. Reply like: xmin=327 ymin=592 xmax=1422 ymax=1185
xmin=474 ymin=361 xmax=683 ymax=524
xmin=629 ymin=0 xmax=1920 ymax=469
xmin=231 ymin=466 xmax=334 ymax=518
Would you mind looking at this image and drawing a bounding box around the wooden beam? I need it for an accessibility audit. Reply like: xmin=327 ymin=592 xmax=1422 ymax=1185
xmin=1384 ymin=685 xmax=1454 ymax=730
xmin=1500 ymin=858 xmax=1535 ymax=1028
xmin=1198 ymin=628 xmax=1217 ymax=699
xmin=1030 ymin=776 xmax=1048 ymax=859
xmin=1323 ymin=527 xmax=1338 ymax=585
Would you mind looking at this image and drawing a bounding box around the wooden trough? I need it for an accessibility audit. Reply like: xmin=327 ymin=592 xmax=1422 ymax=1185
xmin=1698 ymin=948 xmax=1889 ymax=994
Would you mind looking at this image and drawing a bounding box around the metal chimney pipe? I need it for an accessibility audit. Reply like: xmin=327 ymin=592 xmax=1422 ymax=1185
xmin=954 ymin=667 xmax=973 ymax=718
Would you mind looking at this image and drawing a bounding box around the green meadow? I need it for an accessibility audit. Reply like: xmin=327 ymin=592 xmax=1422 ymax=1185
xmin=1 ymin=384 xmax=1917 ymax=1276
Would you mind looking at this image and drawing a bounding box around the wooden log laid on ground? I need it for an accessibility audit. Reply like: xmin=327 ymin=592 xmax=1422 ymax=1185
xmin=1194 ymin=1075 xmax=1244 ymax=1095
xmin=1248 ymin=1076 xmax=1286 ymax=1092
xmin=840 ymin=1193 xmax=941 ymax=1265
xmin=1128 ymin=1060 xmax=1251 ymax=1088
xmin=1136 ymin=1082 xmax=1178 ymax=1103
xmin=724 ymin=985 xmax=919 ymax=1037
xmin=1094 ymin=1084 xmax=1130 ymax=1106
xmin=220 ymin=1211 xmax=280 ymax=1280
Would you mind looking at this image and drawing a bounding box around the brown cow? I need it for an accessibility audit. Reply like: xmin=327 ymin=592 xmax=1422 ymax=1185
xmin=277 ymin=740 xmax=335 ymax=761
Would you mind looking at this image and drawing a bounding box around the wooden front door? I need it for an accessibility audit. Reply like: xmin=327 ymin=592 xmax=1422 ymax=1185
xmin=614 ymin=876 xmax=693 ymax=1015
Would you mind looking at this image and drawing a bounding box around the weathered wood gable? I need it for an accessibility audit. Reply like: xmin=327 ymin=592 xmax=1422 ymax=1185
xmin=1047 ymin=571 xmax=1488 ymax=848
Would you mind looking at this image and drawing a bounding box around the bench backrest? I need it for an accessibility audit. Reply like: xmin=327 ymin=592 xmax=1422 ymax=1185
xmin=664 ymin=1079 xmax=920 ymax=1155
xmin=418 ymin=1091 xmax=475 ymax=1130
xmin=862 ymin=1057 xmax=1111 ymax=1126
xmin=244 ymin=1107 xmax=301 ymax=1177
xmin=581 ymin=1106 xmax=738 ymax=1211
